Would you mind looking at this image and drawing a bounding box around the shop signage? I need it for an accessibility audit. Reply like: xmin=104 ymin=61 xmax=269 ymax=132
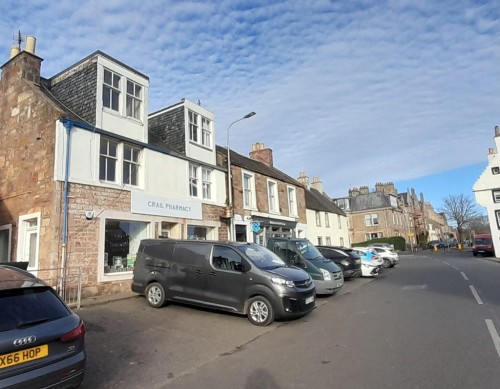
xmin=131 ymin=192 xmax=202 ymax=220
xmin=252 ymin=216 xmax=297 ymax=229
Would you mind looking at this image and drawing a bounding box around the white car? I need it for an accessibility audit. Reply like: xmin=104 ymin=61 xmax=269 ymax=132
xmin=352 ymin=248 xmax=382 ymax=277
xmin=352 ymin=247 xmax=384 ymax=268
xmin=372 ymin=247 xmax=399 ymax=268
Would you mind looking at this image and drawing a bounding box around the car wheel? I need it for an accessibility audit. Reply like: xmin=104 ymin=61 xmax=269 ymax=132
xmin=383 ymin=259 xmax=391 ymax=268
xmin=473 ymin=252 xmax=477 ymax=257
xmin=146 ymin=282 xmax=166 ymax=308
xmin=247 ymin=296 xmax=275 ymax=326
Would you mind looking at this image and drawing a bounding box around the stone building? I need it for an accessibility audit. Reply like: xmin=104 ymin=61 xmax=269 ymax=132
xmin=0 ymin=39 xmax=227 ymax=296
xmin=297 ymin=173 xmax=350 ymax=247
xmin=216 ymin=143 xmax=307 ymax=244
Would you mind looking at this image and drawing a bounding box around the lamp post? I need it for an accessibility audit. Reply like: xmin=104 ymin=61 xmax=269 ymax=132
xmin=226 ymin=111 xmax=256 ymax=241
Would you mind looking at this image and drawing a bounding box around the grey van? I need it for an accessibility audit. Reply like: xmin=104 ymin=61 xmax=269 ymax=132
xmin=267 ymin=237 xmax=344 ymax=295
xmin=131 ymin=239 xmax=316 ymax=326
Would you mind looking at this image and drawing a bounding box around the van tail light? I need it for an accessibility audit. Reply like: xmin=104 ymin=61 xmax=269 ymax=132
xmin=61 ymin=321 xmax=86 ymax=342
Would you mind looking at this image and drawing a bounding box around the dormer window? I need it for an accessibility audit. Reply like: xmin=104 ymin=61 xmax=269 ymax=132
xmin=103 ymin=69 xmax=121 ymax=112
xmin=188 ymin=110 xmax=212 ymax=149
xmin=126 ymin=80 xmax=142 ymax=120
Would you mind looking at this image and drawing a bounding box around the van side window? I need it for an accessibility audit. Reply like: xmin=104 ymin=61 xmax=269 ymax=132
xmin=212 ymin=246 xmax=243 ymax=271
xmin=142 ymin=241 xmax=175 ymax=259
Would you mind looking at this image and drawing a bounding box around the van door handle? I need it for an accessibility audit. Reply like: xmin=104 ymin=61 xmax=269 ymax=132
xmin=196 ymin=269 xmax=203 ymax=274
xmin=209 ymin=272 xmax=216 ymax=277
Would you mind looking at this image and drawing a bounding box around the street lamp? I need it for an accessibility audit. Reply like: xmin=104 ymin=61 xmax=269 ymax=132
xmin=226 ymin=111 xmax=256 ymax=240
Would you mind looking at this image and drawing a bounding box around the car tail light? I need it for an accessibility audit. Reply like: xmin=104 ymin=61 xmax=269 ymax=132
xmin=61 ymin=321 xmax=86 ymax=342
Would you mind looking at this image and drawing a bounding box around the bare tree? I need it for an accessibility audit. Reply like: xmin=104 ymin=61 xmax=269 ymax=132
xmin=441 ymin=194 xmax=482 ymax=241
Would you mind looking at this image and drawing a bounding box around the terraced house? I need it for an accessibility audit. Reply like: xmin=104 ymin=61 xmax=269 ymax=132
xmin=0 ymin=38 xmax=228 ymax=297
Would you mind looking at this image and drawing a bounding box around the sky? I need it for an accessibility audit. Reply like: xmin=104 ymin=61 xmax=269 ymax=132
xmin=1 ymin=0 xmax=498 ymax=213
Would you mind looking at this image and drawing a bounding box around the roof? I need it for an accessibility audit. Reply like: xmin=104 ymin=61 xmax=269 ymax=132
xmin=216 ymin=145 xmax=303 ymax=187
xmin=349 ymin=192 xmax=393 ymax=212
xmin=305 ymin=188 xmax=346 ymax=216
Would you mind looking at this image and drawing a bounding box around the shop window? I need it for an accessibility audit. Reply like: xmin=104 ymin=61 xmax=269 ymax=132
xmin=188 ymin=225 xmax=207 ymax=240
xmin=104 ymin=220 xmax=148 ymax=273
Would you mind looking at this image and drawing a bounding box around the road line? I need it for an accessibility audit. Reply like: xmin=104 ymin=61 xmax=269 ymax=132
xmin=485 ymin=319 xmax=500 ymax=358
xmin=469 ymin=285 xmax=483 ymax=305
xmin=451 ymin=265 xmax=459 ymax=270
xmin=443 ymin=261 xmax=450 ymax=266
xmin=460 ymin=272 xmax=469 ymax=281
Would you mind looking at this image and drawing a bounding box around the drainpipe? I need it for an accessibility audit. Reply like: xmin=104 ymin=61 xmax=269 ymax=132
xmin=60 ymin=119 xmax=73 ymax=293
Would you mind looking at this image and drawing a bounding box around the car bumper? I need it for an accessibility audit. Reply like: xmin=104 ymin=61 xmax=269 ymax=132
xmin=0 ymin=350 xmax=86 ymax=389
xmin=275 ymin=289 xmax=316 ymax=319
xmin=343 ymin=268 xmax=361 ymax=279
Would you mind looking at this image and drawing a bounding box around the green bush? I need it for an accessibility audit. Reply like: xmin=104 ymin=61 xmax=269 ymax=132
xmin=352 ymin=236 xmax=407 ymax=251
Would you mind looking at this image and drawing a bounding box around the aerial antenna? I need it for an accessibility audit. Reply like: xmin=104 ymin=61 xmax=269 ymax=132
xmin=13 ymin=30 xmax=24 ymax=50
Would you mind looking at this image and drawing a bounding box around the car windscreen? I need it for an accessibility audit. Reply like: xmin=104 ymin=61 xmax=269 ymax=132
xmin=237 ymin=245 xmax=286 ymax=270
xmin=0 ymin=287 xmax=70 ymax=332
xmin=294 ymin=240 xmax=323 ymax=260
xmin=476 ymin=238 xmax=492 ymax=244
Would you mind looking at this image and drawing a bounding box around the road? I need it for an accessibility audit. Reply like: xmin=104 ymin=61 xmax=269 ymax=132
xmin=79 ymin=252 xmax=500 ymax=389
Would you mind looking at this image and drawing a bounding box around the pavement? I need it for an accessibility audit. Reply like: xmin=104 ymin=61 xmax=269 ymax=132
xmin=77 ymin=249 xmax=500 ymax=309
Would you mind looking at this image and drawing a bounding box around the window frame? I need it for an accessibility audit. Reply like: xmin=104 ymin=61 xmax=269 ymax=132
xmin=287 ymin=186 xmax=298 ymax=217
xmin=189 ymin=163 xmax=199 ymax=198
xmin=99 ymin=137 xmax=119 ymax=183
xmin=188 ymin=110 xmax=199 ymax=143
xmin=123 ymin=144 xmax=141 ymax=186
xmin=492 ymin=189 xmax=500 ymax=203
xmin=267 ymin=179 xmax=279 ymax=213
xmin=242 ymin=171 xmax=256 ymax=209
xmin=202 ymin=167 xmax=212 ymax=200
xmin=102 ymin=68 xmax=121 ymax=112
xmin=126 ymin=80 xmax=142 ymax=120
xmin=315 ymin=211 xmax=321 ymax=227
xmin=201 ymin=117 xmax=212 ymax=148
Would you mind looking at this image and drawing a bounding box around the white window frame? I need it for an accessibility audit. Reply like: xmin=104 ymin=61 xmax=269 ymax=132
xmin=123 ymin=144 xmax=141 ymax=186
xmin=316 ymin=211 xmax=321 ymax=227
xmin=365 ymin=213 xmax=379 ymax=227
xmin=325 ymin=213 xmax=330 ymax=228
xmin=103 ymin=68 xmax=121 ymax=112
xmin=287 ymin=186 xmax=298 ymax=217
xmin=493 ymin=189 xmax=500 ymax=203
xmin=189 ymin=164 xmax=199 ymax=197
xmin=242 ymin=171 xmax=256 ymax=209
xmin=267 ymin=179 xmax=279 ymax=213
xmin=202 ymin=167 xmax=212 ymax=200
xmin=16 ymin=212 xmax=41 ymax=271
xmin=201 ymin=117 xmax=212 ymax=148
xmin=188 ymin=110 xmax=199 ymax=143
xmin=99 ymin=137 xmax=118 ymax=183
xmin=338 ymin=214 xmax=342 ymax=229
xmin=326 ymin=236 xmax=332 ymax=245
xmin=318 ymin=236 xmax=323 ymax=245
xmin=126 ymin=80 xmax=142 ymax=120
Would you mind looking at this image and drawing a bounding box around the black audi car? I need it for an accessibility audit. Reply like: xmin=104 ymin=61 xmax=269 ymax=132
xmin=0 ymin=265 xmax=86 ymax=388
xmin=316 ymin=246 xmax=362 ymax=280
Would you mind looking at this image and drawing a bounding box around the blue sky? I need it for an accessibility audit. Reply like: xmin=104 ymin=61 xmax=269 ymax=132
xmin=1 ymin=0 xmax=498 ymax=212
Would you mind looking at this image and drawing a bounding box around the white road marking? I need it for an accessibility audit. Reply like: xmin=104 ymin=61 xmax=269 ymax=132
xmin=401 ymin=285 xmax=427 ymax=290
xmin=469 ymin=285 xmax=484 ymax=305
xmin=460 ymin=272 xmax=469 ymax=281
xmin=485 ymin=319 xmax=500 ymax=358
xmin=451 ymin=265 xmax=459 ymax=270
xmin=443 ymin=261 xmax=450 ymax=266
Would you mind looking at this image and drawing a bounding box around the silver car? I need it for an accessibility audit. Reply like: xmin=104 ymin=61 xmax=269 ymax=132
xmin=0 ymin=265 xmax=86 ymax=388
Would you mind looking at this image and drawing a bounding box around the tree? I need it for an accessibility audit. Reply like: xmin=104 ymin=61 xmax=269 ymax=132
xmin=441 ymin=194 xmax=482 ymax=241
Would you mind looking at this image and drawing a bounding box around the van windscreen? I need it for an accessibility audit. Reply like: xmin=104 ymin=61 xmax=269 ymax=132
xmin=237 ymin=245 xmax=285 ymax=270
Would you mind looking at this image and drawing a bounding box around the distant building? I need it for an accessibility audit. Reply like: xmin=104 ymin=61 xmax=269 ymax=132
xmin=473 ymin=126 xmax=500 ymax=256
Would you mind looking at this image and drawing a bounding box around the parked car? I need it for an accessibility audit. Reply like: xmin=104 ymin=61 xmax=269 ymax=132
xmin=472 ymin=234 xmax=494 ymax=257
xmin=368 ymin=242 xmax=394 ymax=250
xmin=426 ymin=240 xmax=444 ymax=249
xmin=132 ymin=240 xmax=316 ymax=326
xmin=352 ymin=247 xmax=384 ymax=268
xmin=267 ymin=237 xmax=344 ymax=295
xmin=371 ymin=247 xmax=399 ymax=268
xmin=0 ymin=265 xmax=86 ymax=388
xmin=316 ymin=246 xmax=362 ymax=280
xmin=350 ymin=249 xmax=380 ymax=277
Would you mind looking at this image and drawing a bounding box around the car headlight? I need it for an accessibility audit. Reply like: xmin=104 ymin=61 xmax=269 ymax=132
xmin=320 ymin=268 xmax=331 ymax=281
xmin=340 ymin=260 xmax=349 ymax=267
xmin=270 ymin=277 xmax=295 ymax=288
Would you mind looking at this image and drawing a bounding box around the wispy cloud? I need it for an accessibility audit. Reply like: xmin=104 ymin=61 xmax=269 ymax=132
xmin=1 ymin=0 xmax=498 ymax=199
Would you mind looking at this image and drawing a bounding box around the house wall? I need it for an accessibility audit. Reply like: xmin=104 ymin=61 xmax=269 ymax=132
xmin=305 ymin=209 xmax=350 ymax=247
xmin=0 ymin=51 xmax=64 ymax=269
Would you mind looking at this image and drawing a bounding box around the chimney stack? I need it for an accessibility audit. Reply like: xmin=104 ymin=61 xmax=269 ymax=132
xmin=297 ymin=172 xmax=310 ymax=188
xmin=311 ymin=177 xmax=323 ymax=193
xmin=249 ymin=143 xmax=273 ymax=167
xmin=2 ymin=35 xmax=42 ymax=85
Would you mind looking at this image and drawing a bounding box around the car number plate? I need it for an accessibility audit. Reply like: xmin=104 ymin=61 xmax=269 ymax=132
xmin=337 ymin=282 xmax=343 ymax=287
xmin=0 ymin=345 xmax=48 ymax=369
xmin=305 ymin=295 xmax=314 ymax=304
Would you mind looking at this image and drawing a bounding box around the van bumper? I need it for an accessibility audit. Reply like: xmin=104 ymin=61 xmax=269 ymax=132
xmin=274 ymin=289 xmax=316 ymax=319
xmin=313 ymin=279 xmax=342 ymax=295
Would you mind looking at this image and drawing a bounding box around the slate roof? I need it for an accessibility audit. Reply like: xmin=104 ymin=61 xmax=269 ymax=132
xmin=349 ymin=192 xmax=394 ymax=212
xmin=305 ymin=188 xmax=346 ymax=216
xmin=216 ymin=145 xmax=302 ymax=187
